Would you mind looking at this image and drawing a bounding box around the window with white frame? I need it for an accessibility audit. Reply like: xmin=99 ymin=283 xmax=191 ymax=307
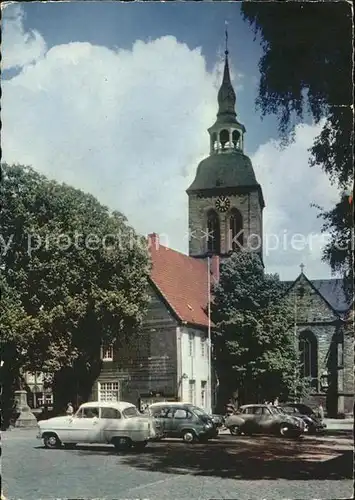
xmin=201 ymin=336 xmax=206 ymax=357
xmin=98 ymin=382 xmax=119 ymax=402
xmin=101 ymin=344 xmax=113 ymax=361
xmin=201 ymin=381 xmax=207 ymax=408
xmin=188 ymin=332 xmax=195 ymax=357
xmin=188 ymin=380 xmax=196 ymax=404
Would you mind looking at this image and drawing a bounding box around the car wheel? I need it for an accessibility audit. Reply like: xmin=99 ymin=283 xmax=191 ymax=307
xmin=43 ymin=433 xmax=61 ymax=449
xmin=112 ymin=437 xmax=132 ymax=451
xmin=182 ymin=430 xmax=196 ymax=443
xmin=229 ymin=425 xmax=240 ymax=436
xmin=63 ymin=443 xmax=77 ymax=449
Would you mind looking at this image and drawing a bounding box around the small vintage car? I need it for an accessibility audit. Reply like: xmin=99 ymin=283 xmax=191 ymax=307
xmin=279 ymin=403 xmax=327 ymax=434
xmin=225 ymin=404 xmax=305 ymax=438
xmin=147 ymin=402 xmax=218 ymax=442
xmin=37 ymin=401 xmax=162 ymax=451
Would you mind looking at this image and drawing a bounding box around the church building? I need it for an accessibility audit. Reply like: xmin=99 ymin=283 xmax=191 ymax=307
xmin=92 ymin=46 xmax=353 ymax=417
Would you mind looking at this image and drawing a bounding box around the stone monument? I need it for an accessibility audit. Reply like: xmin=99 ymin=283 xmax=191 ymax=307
xmin=13 ymin=390 xmax=38 ymax=428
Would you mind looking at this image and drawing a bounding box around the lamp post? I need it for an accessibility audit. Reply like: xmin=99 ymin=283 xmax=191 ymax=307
xmin=207 ymin=253 xmax=212 ymax=415
xmin=293 ymin=286 xmax=298 ymax=402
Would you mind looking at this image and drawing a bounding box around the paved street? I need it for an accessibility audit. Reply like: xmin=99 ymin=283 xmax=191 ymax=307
xmin=2 ymin=428 xmax=353 ymax=500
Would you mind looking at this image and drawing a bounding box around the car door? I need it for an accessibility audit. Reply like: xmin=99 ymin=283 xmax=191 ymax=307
xmin=170 ymin=408 xmax=190 ymax=437
xmin=69 ymin=406 xmax=101 ymax=443
xmin=164 ymin=407 xmax=178 ymax=436
xmin=257 ymin=407 xmax=277 ymax=434
xmin=151 ymin=406 xmax=170 ymax=436
xmin=239 ymin=407 xmax=255 ymax=432
xmin=248 ymin=406 xmax=265 ymax=433
xmin=100 ymin=407 xmax=122 ymax=443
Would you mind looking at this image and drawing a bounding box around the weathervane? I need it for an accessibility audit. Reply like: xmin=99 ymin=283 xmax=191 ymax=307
xmin=225 ymin=20 xmax=229 ymax=55
xmin=300 ymin=263 xmax=305 ymax=274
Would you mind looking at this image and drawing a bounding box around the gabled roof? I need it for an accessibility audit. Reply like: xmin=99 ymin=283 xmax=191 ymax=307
xmin=284 ymin=276 xmax=352 ymax=315
xmin=148 ymin=238 xmax=211 ymax=328
xmin=311 ymin=279 xmax=351 ymax=313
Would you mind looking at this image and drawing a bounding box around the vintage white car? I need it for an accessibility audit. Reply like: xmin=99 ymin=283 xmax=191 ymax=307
xmin=37 ymin=401 xmax=161 ymax=451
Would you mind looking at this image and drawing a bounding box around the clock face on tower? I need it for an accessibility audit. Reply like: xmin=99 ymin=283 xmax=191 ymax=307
xmin=215 ymin=195 xmax=230 ymax=213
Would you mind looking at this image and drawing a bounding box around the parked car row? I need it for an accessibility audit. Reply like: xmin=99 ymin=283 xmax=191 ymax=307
xmin=224 ymin=403 xmax=326 ymax=438
xmin=36 ymin=400 xmax=219 ymax=450
xmin=36 ymin=400 xmax=327 ymax=451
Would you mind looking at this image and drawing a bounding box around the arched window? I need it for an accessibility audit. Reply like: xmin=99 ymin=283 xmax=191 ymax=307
xmin=299 ymin=330 xmax=318 ymax=390
xmin=211 ymin=132 xmax=217 ymax=152
xmin=229 ymin=208 xmax=243 ymax=251
xmin=232 ymin=130 xmax=240 ymax=149
xmin=219 ymin=129 xmax=229 ymax=149
xmin=207 ymin=209 xmax=220 ymax=254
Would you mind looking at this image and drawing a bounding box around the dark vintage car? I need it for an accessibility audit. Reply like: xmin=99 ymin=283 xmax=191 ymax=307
xmin=279 ymin=403 xmax=327 ymax=434
xmin=147 ymin=402 xmax=219 ymax=442
xmin=225 ymin=404 xmax=305 ymax=438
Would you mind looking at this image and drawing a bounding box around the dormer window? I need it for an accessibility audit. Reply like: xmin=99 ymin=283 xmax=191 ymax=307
xmin=101 ymin=344 xmax=113 ymax=362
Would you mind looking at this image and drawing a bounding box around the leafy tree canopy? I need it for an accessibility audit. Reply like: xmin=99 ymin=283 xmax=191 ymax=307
xmin=0 ymin=163 xmax=151 ymax=418
xmin=212 ymin=252 xmax=299 ymax=409
xmin=241 ymin=1 xmax=354 ymax=287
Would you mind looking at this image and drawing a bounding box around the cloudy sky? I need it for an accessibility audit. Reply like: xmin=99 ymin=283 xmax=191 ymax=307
xmin=2 ymin=2 xmax=339 ymax=280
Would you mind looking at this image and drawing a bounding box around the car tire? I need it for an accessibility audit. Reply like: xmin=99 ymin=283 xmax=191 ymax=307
xmin=112 ymin=437 xmax=132 ymax=451
xmin=133 ymin=441 xmax=147 ymax=451
xmin=229 ymin=425 xmax=240 ymax=436
xmin=43 ymin=433 xmax=61 ymax=449
xmin=182 ymin=430 xmax=196 ymax=443
xmin=63 ymin=443 xmax=77 ymax=449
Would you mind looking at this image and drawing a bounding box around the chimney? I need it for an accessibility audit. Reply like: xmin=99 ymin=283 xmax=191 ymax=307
xmin=210 ymin=255 xmax=220 ymax=283
xmin=147 ymin=232 xmax=160 ymax=250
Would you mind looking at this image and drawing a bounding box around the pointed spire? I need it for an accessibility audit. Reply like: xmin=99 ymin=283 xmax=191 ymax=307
xmin=217 ymin=22 xmax=236 ymax=120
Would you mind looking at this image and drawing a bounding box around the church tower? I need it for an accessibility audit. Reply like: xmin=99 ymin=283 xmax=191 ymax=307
xmin=186 ymin=42 xmax=265 ymax=259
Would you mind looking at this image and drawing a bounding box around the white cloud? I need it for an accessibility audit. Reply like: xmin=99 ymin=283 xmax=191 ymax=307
xmin=2 ymin=7 xmax=339 ymax=281
xmin=2 ymin=5 xmax=47 ymax=70
xmin=252 ymin=122 xmax=340 ymax=280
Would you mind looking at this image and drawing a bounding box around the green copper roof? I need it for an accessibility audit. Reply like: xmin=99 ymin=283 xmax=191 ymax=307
xmin=187 ymin=151 xmax=259 ymax=192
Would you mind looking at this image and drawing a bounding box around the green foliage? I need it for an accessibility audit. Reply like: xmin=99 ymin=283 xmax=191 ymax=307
xmin=241 ymin=2 xmax=354 ymax=289
xmin=0 ymin=163 xmax=151 ymax=421
xmin=212 ymin=252 xmax=298 ymax=408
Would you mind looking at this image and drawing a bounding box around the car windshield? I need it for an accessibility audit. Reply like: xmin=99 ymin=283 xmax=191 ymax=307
xmin=122 ymin=406 xmax=140 ymax=418
xmin=268 ymin=406 xmax=280 ymax=415
xmin=274 ymin=406 xmax=285 ymax=414
xmin=282 ymin=406 xmax=295 ymax=414
xmin=296 ymin=404 xmax=314 ymax=416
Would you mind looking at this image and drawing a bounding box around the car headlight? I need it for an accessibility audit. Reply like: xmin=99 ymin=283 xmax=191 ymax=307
xmin=204 ymin=422 xmax=212 ymax=429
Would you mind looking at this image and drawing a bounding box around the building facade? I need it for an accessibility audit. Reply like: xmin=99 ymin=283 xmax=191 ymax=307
xmin=93 ymin=241 xmax=218 ymax=413
xmin=285 ymin=270 xmax=353 ymax=416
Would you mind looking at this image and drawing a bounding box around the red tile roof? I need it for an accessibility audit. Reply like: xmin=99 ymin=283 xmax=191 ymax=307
xmin=148 ymin=235 xmax=212 ymax=328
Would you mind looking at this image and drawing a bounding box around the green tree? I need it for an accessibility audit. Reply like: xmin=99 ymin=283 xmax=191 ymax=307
xmin=212 ymin=252 xmax=298 ymax=410
xmin=0 ymin=163 xmax=151 ymax=425
xmin=241 ymin=2 xmax=354 ymax=292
